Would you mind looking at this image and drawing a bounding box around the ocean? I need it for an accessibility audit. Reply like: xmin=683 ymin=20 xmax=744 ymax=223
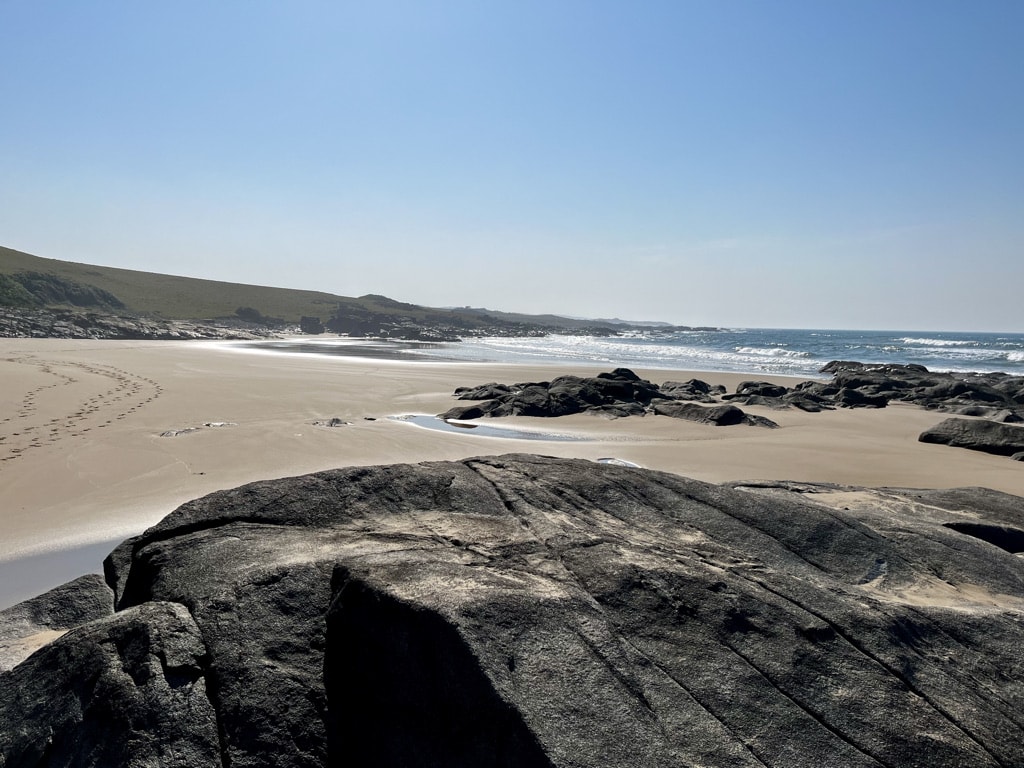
xmin=416 ymin=328 xmax=1024 ymax=378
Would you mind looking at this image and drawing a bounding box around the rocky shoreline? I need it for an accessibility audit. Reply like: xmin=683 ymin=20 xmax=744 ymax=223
xmin=0 ymin=307 xmax=281 ymax=341
xmin=440 ymin=362 xmax=1024 ymax=458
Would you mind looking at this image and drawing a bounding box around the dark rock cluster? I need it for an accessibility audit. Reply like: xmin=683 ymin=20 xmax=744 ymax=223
xmin=442 ymin=363 xmax=1024 ymax=456
xmin=788 ymin=361 xmax=1024 ymax=415
xmin=441 ymin=368 xmax=778 ymax=426
xmin=3 ymin=455 xmax=1024 ymax=767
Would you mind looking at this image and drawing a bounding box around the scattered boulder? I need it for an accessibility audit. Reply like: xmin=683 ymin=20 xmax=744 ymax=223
xmin=3 ymin=456 xmax=1024 ymax=766
xmin=653 ymin=402 xmax=778 ymax=427
xmin=919 ymin=418 xmax=1024 ymax=457
xmin=441 ymin=368 xmax=671 ymax=421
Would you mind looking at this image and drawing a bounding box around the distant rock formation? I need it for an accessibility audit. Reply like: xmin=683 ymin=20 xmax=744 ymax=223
xmin=442 ymin=365 xmax=1024 ymax=451
xmin=0 ymin=307 xmax=279 ymax=340
xmin=789 ymin=361 xmax=1024 ymax=413
xmin=441 ymin=368 xmax=775 ymax=425
xmin=300 ymin=315 xmax=325 ymax=334
xmin=3 ymin=455 xmax=1024 ymax=766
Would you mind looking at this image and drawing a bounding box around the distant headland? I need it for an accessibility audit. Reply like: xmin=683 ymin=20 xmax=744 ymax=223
xmin=0 ymin=245 xmax=714 ymax=341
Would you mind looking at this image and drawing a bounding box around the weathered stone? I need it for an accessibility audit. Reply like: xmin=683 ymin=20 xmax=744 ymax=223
xmin=919 ymin=417 xmax=1024 ymax=456
xmin=4 ymin=456 xmax=1024 ymax=766
xmin=660 ymin=379 xmax=717 ymax=402
xmin=0 ymin=601 xmax=220 ymax=767
xmin=0 ymin=573 xmax=112 ymax=672
xmin=455 ymin=382 xmax=513 ymax=400
xmin=652 ymin=401 xmax=777 ymax=427
xmin=735 ymin=381 xmax=790 ymax=398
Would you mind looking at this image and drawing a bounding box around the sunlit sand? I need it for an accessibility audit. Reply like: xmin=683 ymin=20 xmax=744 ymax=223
xmin=3 ymin=336 xmax=1023 ymax=608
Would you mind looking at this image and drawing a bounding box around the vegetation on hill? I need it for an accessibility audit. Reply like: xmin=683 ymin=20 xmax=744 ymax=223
xmin=0 ymin=245 xmax=688 ymax=340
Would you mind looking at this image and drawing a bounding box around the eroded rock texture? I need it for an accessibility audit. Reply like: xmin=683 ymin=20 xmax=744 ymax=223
xmin=919 ymin=417 xmax=1024 ymax=456
xmin=3 ymin=455 xmax=1024 ymax=767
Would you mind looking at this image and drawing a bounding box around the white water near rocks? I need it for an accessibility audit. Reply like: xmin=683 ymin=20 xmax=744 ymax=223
xmin=418 ymin=328 xmax=1024 ymax=377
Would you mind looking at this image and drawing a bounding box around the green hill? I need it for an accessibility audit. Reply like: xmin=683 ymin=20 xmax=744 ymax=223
xmin=0 ymin=245 xmax=684 ymax=339
xmin=0 ymin=245 xmax=350 ymax=322
xmin=0 ymin=246 xmax=578 ymax=338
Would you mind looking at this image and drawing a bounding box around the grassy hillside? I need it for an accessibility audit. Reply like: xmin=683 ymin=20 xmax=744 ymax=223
xmin=0 ymin=245 xmax=348 ymax=322
xmin=0 ymin=246 xmax=670 ymax=339
xmin=0 ymin=246 xmax=581 ymax=337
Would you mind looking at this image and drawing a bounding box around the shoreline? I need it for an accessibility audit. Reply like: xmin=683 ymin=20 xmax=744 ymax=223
xmin=3 ymin=337 xmax=1023 ymax=610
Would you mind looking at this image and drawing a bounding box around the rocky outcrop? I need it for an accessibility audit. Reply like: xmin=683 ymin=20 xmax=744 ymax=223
xmin=443 ymin=363 xmax=1024 ymax=426
xmin=441 ymin=368 xmax=772 ymax=424
xmin=3 ymin=455 xmax=1024 ymax=767
xmin=0 ymin=307 xmax=280 ymax=340
xmin=919 ymin=417 xmax=1024 ymax=456
xmin=441 ymin=368 xmax=671 ymax=420
xmin=796 ymin=361 xmax=1024 ymax=413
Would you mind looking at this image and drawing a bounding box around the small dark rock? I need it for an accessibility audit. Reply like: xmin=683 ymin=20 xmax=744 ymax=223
xmin=653 ymin=402 xmax=747 ymax=426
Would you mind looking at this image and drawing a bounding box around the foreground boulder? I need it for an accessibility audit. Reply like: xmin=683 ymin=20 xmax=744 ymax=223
xmin=3 ymin=455 xmax=1024 ymax=767
xmin=0 ymin=601 xmax=220 ymax=766
xmin=919 ymin=417 xmax=1024 ymax=456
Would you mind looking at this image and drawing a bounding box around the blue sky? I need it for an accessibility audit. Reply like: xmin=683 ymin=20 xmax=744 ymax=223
xmin=1 ymin=1 xmax=1021 ymax=331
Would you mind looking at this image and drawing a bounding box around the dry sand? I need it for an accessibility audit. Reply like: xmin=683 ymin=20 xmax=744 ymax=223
xmin=3 ymin=336 xmax=1023 ymax=609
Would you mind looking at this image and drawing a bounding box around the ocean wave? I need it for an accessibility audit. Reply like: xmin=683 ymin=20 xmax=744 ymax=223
xmin=899 ymin=337 xmax=975 ymax=347
xmin=437 ymin=330 xmax=1024 ymax=377
xmin=734 ymin=346 xmax=813 ymax=359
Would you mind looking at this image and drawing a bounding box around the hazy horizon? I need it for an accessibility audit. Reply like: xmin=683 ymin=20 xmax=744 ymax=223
xmin=2 ymin=2 xmax=1021 ymax=333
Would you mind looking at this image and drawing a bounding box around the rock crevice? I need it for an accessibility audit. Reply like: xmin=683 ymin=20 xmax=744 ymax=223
xmin=3 ymin=455 xmax=1024 ymax=766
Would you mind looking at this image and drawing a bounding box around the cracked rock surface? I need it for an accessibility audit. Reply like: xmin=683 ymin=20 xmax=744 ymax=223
xmin=3 ymin=455 xmax=1024 ymax=767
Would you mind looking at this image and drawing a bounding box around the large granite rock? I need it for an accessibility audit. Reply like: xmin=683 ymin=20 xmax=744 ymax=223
xmin=3 ymin=455 xmax=1024 ymax=767
xmin=919 ymin=417 xmax=1024 ymax=456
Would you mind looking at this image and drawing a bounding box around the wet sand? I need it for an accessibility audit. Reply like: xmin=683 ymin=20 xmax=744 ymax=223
xmin=3 ymin=336 xmax=1023 ymax=609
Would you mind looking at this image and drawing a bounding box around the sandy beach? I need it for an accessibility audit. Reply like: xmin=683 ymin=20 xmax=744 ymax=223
xmin=3 ymin=337 xmax=1023 ymax=609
